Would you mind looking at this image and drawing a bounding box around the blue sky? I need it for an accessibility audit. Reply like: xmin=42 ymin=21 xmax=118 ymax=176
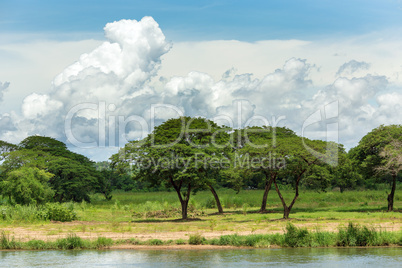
xmin=0 ymin=0 xmax=401 ymax=160
xmin=1 ymin=0 xmax=402 ymax=41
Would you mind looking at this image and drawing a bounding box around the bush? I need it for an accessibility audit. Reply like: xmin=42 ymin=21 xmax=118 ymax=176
xmin=337 ymin=222 xmax=377 ymax=246
xmin=189 ymin=234 xmax=206 ymax=245
xmin=38 ymin=203 xmax=77 ymax=222
xmin=56 ymin=233 xmax=86 ymax=249
xmin=26 ymin=239 xmax=48 ymax=250
xmin=147 ymin=239 xmax=164 ymax=245
xmin=284 ymin=223 xmax=312 ymax=247
xmin=95 ymin=237 xmax=113 ymax=248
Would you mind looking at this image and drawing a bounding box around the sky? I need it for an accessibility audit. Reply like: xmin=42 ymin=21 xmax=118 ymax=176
xmin=0 ymin=0 xmax=401 ymax=161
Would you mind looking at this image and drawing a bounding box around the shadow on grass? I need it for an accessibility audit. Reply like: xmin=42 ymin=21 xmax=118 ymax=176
xmin=131 ymin=218 xmax=205 ymax=223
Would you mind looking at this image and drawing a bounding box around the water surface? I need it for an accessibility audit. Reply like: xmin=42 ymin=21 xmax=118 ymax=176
xmin=0 ymin=247 xmax=400 ymax=267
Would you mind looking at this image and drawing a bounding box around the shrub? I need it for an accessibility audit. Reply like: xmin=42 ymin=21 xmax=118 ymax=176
xmin=38 ymin=203 xmax=77 ymax=222
xmin=284 ymin=223 xmax=312 ymax=247
xmin=337 ymin=222 xmax=377 ymax=246
xmin=26 ymin=239 xmax=48 ymax=250
xmin=95 ymin=237 xmax=113 ymax=248
xmin=189 ymin=234 xmax=206 ymax=245
xmin=175 ymin=239 xmax=186 ymax=245
xmin=56 ymin=233 xmax=86 ymax=249
xmin=147 ymin=239 xmax=164 ymax=245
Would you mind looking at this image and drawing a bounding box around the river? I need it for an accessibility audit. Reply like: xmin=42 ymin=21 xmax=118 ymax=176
xmin=0 ymin=247 xmax=400 ymax=267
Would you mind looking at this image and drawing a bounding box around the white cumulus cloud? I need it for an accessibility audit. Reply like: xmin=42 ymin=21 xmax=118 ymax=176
xmin=1 ymin=17 xmax=402 ymax=161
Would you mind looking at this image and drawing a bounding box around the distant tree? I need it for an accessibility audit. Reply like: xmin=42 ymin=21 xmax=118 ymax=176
xmin=1 ymin=135 xmax=105 ymax=203
xmin=332 ymin=153 xmax=362 ymax=193
xmin=0 ymin=140 xmax=18 ymax=160
xmin=271 ymin=138 xmax=331 ymax=219
xmin=19 ymin=136 xmax=67 ymax=151
xmin=352 ymin=125 xmax=402 ymax=211
xmin=303 ymin=164 xmax=333 ymax=192
xmin=0 ymin=167 xmax=54 ymax=205
xmin=47 ymin=158 xmax=98 ymax=202
xmin=232 ymin=126 xmax=296 ymax=213
xmin=375 ymin=138 xmax=402 ymax=211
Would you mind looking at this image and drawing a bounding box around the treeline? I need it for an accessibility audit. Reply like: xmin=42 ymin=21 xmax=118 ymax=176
xmin=0 ymin=136 xmax=113 ymax=204
xmin=110 ymin=117 xmax=401 ymax=219
xmin=0 ymin=118 xmax=401 ymax=220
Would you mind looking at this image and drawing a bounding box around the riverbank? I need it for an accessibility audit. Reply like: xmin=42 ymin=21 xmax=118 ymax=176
xmin=1 ymin=223 xmax=401 ymax=250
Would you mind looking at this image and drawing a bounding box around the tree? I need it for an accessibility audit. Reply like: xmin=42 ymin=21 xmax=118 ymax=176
xmin=332 ymin=152 xmax=362 ymax=193
xmin=1 ymin=136 xmax=104 ymax=203
xmin=352 ymin=125 xmax=402 ymax=211
xmin=232 ymin=126 xmax=296 ymax=213
xmin=114 ymin=117 xmax=230 ymax=219
xmin=47 ymin=157 xmax=98 ymax=202
xmin=375 ymin=138 xmax=402 ymax=211
xmin=0 ymin=167 xmax=54 ymax=205
xmin=271 ymin=138 xmax=335 ymax=219
xmin=303 ymin=164 xmax=333 ymax=192
xmin=0 ymin=140 xmax=18 ymax=160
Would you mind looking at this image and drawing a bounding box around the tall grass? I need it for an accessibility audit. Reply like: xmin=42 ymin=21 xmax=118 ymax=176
xmin=0 ymin=203 xmax=78 ymax=223
xmin=208 ymin=223 xmax=401 ymax=248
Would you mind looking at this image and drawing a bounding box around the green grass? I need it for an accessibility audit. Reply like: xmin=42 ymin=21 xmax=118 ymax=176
xmin=0 ymin=188 xmax=400 ymax=242
xmin=1 ymin=223 xmax=400 ymax=250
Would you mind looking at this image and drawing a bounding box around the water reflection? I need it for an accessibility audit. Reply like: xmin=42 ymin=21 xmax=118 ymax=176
xmin=0 ymin=248 xmax=400 ymax=267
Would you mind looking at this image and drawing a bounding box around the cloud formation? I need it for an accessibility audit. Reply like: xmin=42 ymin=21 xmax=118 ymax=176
xmin=336 ymin=60 xmax=370 ymax=76
xmin=0 ymin=81 xmax=10 ymax=102
xmin=1 ymin=17 xmax=401 ymax=160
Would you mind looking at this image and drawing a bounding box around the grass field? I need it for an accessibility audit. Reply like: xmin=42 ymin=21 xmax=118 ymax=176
xmin=0 ymin=188 xmax=401 ymax=245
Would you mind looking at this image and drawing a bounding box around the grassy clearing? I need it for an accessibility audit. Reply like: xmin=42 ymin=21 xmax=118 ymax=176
xmin=0 ymin=189 xmax=400 ymax=240
xmin=1 ymin=223 xmax=401 ymax=250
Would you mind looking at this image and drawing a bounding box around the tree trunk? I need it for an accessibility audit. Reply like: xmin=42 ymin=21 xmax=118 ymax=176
xmin=259 ymin=173 xmax=275 ymax=213
xmin=170 ymin=176 xmax=191 ymax=220
xmin=181 ymin=199 xmax=189 ymax=219
xmin=283 ymin=206 xmax=290 ymax=219
xmin=208 ymin=184 xmax=223 ymax=213
xmin=387 ymin=175 xmax=396 ymax=212
xmin=273 ymin=177 xmax=290 ymax=219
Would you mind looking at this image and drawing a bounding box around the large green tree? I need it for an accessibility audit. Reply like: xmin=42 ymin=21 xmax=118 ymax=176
xmin=272 ymin=138 xmax=332 ymax=219
xmin=230 ymin=126 xmax=296 ymax=213
xmin=113 ymin=117 xmax=230 ymax=219
xmin=1 ymin=136 xmax=106 ymax=203
xmin=352 ymin=125 xmax=402 ymax=211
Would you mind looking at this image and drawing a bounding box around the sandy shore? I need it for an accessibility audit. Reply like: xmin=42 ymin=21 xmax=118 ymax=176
xmin=1 ymin=220 xmax=400 ymax=243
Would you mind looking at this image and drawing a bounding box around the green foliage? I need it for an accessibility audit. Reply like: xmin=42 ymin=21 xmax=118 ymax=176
xmin=38 ymin=203 xmax=77 ymax=222
xmin=284 ymin=223 xmax=312 ymax=247
xmin=26 ymin=239 xmax=50 ymax=250
xmin=56 ymin=233 xmax=86 ymax=249
xmin=188 ymin=234 xmax=206 ymax=245
xmin=0 ymin=231 xmax=20 ymax=249
xmin=1 ymin=167 xmax=54 ymax=205
xmin=175 ymin=239 xmax=186 ymax=245
xmin=94 ymin=237 xmax=113 ymax=248
xmin=0 ymin=136 xmax=109 ymax=204
xmin=332 ymin=154 xmax=363 ymax=192
xmin=147 ymin=239 xmax=164 ymax=245
xmin=47 ymin=158 xmax=98 ymax=203
xmin=0 ymin=202 xmax=77 ymax=222
xmin=304 ymin=165 xmax=333 ymax=192
xmin=337 ymin=223 xmax=377 ymax=246
xmin=0 ymin=204 xmax=43 ymax=222
xmin=352 ymin=124 xmax=402 ymax=179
